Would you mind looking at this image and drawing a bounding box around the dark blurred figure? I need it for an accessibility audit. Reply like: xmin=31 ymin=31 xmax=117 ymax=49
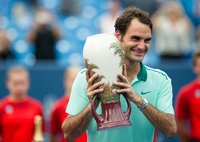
xmin=24 ymin=0 xmax=38 ymax=7
xmin=0 ymin=29 xmax=14 ymax=61
xmin=14 ymin=0 xmax=38 ymax=7
xmin=27 ymin=8 xmax=61 ymax=60
xmin=50 ymin=66 xmax=87 ymax=142
xmin=59 ymin=0 xmax=81 ymax=15
xmin=120 ymin=0 xmax=161 ymax=16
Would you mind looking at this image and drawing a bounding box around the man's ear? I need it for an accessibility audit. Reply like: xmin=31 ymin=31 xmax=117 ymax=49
xmin=115 ymin=30 xmax=122 ymax=41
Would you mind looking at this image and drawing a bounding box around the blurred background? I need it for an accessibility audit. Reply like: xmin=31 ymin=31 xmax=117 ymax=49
xmin=0 ymin=0 xmax=199 ymax=141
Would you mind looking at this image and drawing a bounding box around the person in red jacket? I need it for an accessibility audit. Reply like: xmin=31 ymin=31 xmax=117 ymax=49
xmin=50 ymin=66 xmax=87 ymax=142
xmin=0 ymin=65 xmax=44 ymax=142
xmin=175 ymin=51 xmax=200 ymax=142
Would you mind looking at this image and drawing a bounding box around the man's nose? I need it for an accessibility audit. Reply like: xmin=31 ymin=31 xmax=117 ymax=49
xmin=137 ymin=41 xmax=145 ymax=49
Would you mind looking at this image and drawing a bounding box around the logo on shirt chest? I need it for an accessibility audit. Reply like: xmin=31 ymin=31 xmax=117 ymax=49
xmin=5 ymin=105 xmax=14 ymax=114
xmin=195 ymin=89 xmax=200 ymax=99
xmin=141 ymin=91 xmax=152 ymax=95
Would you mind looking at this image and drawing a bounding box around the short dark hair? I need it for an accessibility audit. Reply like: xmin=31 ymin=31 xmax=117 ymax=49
xmin=114 ymin=6 xmax=153 ymax=36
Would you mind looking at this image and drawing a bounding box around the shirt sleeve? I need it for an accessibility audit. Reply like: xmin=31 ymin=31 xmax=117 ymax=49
xmin=156 ymin=74 xmax=175 ymax=115
xmin=66 ymin=69 xmax=90 ymax=115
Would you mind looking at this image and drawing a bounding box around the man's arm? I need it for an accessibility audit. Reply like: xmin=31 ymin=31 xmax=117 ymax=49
xmin=140 ymin=102 xmax=177 ymax=138
xmin=114 ymin=65 xmax=177 ymax=138
xmin=115 ymin=81 xmax=177 ymax=138
xmin=62 ymin=103 xmax=92 ymax=142
xmin=61 ymin=70 xmax=105 ymax=142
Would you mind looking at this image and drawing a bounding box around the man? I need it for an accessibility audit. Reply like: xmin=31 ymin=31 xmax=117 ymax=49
xmin=62 ymin=6 xmax=177 ymax=142
xmin=0 ymin=66 xmax=44 ymax=142
xmin=50 ymin=66 xmax=87 ymax=142
xmin=175 ymin=51 xmax=200 ymax=142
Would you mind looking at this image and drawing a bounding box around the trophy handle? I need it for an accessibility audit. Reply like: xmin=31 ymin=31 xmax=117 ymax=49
xmin=91 ymin=95 xmax=104 ymax=125
xmin=122 ymin=94 xmax=131 ymax=120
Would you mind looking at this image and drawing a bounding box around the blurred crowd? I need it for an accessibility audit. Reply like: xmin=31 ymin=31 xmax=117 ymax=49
xmin=0 ymin=0 xmax=200 ymax=66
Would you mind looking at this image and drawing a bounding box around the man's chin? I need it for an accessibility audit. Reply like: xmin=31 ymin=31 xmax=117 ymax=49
xmin=126 ymin=55 xmax=144 ymax=62
xmin=134 ymin=56 xmax=144 ymax=62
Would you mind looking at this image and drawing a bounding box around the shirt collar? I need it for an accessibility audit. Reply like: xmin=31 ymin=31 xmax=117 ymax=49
xmin=137 ymin=62 xmax=147 ymax=81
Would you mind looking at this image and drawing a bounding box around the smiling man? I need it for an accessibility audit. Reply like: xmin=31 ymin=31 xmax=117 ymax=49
xmin=62 ymin=6 xmax=177 ymax=142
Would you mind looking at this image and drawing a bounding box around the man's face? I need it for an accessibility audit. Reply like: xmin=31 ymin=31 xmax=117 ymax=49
xmin=6 ymin=72 xmax=29 ymax=97
xmin=116 ymin=19 xmax=152 ymax=63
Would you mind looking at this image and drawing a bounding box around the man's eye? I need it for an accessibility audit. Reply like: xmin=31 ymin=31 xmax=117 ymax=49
xmin=132 ymin=38 xmax=139 ymax=41
xmin=145 ymin=39 xmax=151 ymax=43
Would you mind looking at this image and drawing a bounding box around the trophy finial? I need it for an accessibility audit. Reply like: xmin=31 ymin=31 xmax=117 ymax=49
xmin=33 ymin=115 xmax=44 ymax=142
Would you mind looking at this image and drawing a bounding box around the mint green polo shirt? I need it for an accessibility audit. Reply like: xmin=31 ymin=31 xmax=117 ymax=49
xmin=67 ymin=63 xmax=174 ymax=142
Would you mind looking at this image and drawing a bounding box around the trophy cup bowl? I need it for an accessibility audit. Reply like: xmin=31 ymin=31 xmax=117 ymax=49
xmin=83 ymin=33 xmax=132 ymax=131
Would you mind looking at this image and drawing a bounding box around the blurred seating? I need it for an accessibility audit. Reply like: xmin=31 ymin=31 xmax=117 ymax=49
xmin=3 ymin=0 xmax=196 ymax=68
xmin=12 ymin=38 xmax=35 ymax=65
